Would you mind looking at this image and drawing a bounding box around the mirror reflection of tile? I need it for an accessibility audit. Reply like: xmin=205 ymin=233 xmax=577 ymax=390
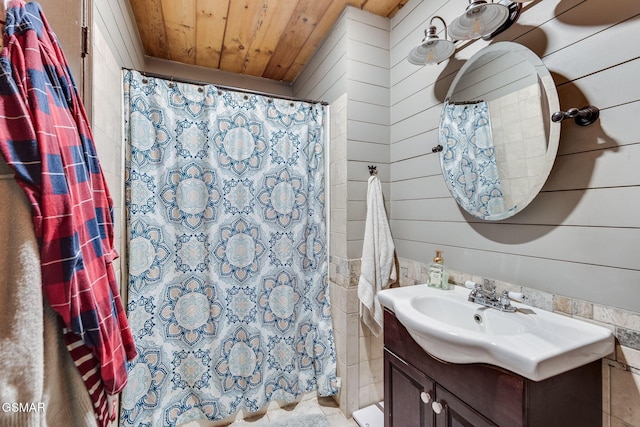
xmin=489 ymin=83 xmax=547 ymax=209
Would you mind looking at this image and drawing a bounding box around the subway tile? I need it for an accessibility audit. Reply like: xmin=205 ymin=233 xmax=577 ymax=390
xmin=573 ymin=299 xmax=594 ymax=319
xmin=332 ymin=306 xmax=346 ymax=332
xmin=331 ymin=183 xmax=348 ymax=209
xmin=348 ymin=259 xmax=361 ymax=279
xmin=346 ymin=288 xmax=359 ymax=314
xmin=335 ymin=257 xmax=349 ymax=276
xmin=329 ymin=261 xmax=338 ymax=280
xmin=334 ymin=330 xmax=346 ymax=365
xmin=609 ymin=416 xmax=627 ymax=427
xmin=370 ymin=332 xmax=384 ymax=358
xmin=331 ymin=208 xmax=347 ymax=234
xmin=617 ymin=344 xmax=640 ymax=370
xmin=359 ymin=336 xmax=370 ymax=363
xmin=333 ymin=273 xmax=348 ymax=288
xmin=370 ymin=356 xmax=384 ymax=385
xmin=553 ymin=295 xmax=572 ymax=315
xmin=595 ymin=306 xmax=640 ymax=331
xmin=346 ymin=364 xmax=360 ymax=415
xmin=346 ymin=333 xmax=360 ymax=366
xmin=616 ymin=328 xmax=640 ymax=352
xmin=336 ymin=360 xmax=347 ymax=412
xmin=349 ymin=271 xmax=360 ymax=288
xmin=399 ymin=276 xmax=416 ymax=287
xmin=521 ymin=287 xmax=553 ymax=311
xmin=359 ymin=384 xmax=381 ymax=409
xmin=404 ymin=259 xmax=420 ymax=281
xmin=330 ymin=237 xmax=347 ymax=259
xmin=448 ymin=269 xmax=465 ymax=286
xmin=359 ymin=359 xmax=373 ymax=388
xmin=331 ymin=282 xmax=348 ymax=313
xmin=359 ymin=320 xmax=371 ymax=338
xmin=610 ymin=367 xmax=640 ymax=426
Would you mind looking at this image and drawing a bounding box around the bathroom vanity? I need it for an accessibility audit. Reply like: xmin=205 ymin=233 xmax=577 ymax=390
xmin=384 ymin=309 xmax=603 ymax=426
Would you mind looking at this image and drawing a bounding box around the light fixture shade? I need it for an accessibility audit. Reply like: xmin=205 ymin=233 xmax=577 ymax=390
xmin=449 ymin=1 xmax=510 ymax=40
xmin=408 ymin=38 xmax=455 ymax=65
xmin=407 ymin=20 xmax=456 ymax=65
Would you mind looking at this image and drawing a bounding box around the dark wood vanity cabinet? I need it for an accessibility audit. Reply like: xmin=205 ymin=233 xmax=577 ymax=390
xmin=385 ymin=349 xmax=496 ymax=427
xmin=384 ymin=309 xmax=603 ymax=427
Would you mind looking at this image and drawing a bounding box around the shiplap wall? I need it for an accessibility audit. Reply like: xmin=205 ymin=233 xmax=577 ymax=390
xmin=94 ymin=0 xmax=145 ymax=71
xmin=295 ymin=7 xmax=391 ymax=260
xmin=390 ymin=0 xmax=640 ymax=313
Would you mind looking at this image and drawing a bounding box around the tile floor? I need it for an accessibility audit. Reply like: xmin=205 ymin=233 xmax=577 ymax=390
xmin=222 ymin=396 xmax=358 ymax=427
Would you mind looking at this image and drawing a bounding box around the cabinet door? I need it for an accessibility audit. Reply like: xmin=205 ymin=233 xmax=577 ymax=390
xmin=434 ymin=385 xmax=497 ymax=427
xmin=385 ymin=349 xmax=435 ymax=427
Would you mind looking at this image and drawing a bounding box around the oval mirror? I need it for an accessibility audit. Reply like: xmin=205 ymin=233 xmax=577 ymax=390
xmin=439 ymin=42 xmax=560 ymax=220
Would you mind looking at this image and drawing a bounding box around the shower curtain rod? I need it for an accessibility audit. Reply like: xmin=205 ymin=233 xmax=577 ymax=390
xmin=125 ymin=68 xmax=329 ymax=106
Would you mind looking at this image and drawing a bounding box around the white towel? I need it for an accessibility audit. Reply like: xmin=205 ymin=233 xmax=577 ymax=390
xmin=358 ymin=175 xmax=396 ymax=336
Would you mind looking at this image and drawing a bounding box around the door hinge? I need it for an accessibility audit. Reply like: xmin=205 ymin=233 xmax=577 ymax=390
xmin=81 ymin=26 xmax=89 ymax=57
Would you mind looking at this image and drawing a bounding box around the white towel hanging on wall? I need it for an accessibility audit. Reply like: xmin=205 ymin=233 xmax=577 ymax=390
xmin=357 ymin=174 xmax=396 ymax=336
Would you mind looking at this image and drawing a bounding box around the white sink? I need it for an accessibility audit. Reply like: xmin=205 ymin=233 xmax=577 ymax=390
xmin=378 ymin=285 xmax=614 ymax=381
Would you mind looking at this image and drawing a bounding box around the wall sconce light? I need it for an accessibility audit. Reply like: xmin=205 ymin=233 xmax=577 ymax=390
xmin=408 ymin=16 xmax=456 ymax=65
xmin=449 ymin=0 xmax=523 ymax=40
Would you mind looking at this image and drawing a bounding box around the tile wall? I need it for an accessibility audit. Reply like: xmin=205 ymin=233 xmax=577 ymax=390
xmin=329 ymin=93 xmax=386 ymax=417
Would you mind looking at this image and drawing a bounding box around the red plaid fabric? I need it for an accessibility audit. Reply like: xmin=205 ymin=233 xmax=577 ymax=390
xmin=0 ymin=1 xmax=136 ymax=424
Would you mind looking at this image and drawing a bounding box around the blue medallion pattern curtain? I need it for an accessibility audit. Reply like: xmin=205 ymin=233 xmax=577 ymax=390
xmin=121 ymin=70 xmax=336 ymax=426
xmin=439 ymin=100 xmax=506 ymax=219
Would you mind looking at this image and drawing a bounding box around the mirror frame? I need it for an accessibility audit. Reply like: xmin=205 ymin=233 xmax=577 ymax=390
xmin=439 ymin=42 xmax=560 ymax=221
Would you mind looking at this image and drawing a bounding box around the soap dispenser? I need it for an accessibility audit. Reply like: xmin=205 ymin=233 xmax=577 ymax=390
xmin=426 ymin=250 xmax=451 ymax=290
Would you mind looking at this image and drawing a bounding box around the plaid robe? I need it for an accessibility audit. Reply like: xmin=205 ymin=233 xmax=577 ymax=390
xmin=0 ymin=1 xmax=136 ymax=424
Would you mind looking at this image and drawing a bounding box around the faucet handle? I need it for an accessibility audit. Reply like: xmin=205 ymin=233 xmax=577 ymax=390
xmin=500 ymin=290 xmax=511 ymax=305
xmin=500 ymin=291 xmax=517 ymax=312
xmin=507 ymin=291 xmax=526 ymax=303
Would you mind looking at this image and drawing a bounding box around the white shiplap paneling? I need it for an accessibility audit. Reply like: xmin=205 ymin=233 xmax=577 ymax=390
xmin=296 ymin=7 xmax=392 ymax=259
xmin=390 ymin=0 xmax=640 ymax=313
xmin=94 ymin=0 xmax=145 ymax=70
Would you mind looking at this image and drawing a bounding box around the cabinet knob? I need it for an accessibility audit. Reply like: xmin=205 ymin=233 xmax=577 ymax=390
xmin=420 ymin=392 xmax=431 ymax=403
xmin=432 ymin=401 xmax=443 ymax=414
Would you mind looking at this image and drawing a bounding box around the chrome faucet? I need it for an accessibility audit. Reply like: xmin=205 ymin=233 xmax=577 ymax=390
xmin=468 ymin=282 xmax=517 ymax=313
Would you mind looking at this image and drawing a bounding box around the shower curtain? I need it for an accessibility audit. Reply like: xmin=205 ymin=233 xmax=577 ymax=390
xmin=121 ymin=70 xmax=336 ymax=426
xmin=439 ymin=100 xmax=506 ymax=219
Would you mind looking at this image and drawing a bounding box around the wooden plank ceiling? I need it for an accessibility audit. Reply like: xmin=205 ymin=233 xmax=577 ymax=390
xmin=128 ymin=0 xmax=408 ymax=83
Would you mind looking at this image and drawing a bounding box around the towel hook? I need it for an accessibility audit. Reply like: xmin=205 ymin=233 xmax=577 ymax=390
xmin=551 ymin=105 xmax=599 ymax=126
xmin=368 ymin=165 xmax=377 ymax=176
